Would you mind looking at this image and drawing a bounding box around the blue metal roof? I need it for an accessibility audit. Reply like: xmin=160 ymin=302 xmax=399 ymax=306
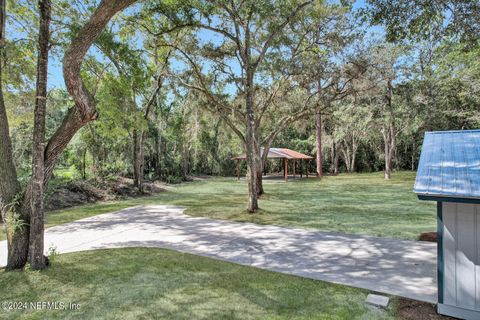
xmin=414 ymin=130 xmax=480 ymax=199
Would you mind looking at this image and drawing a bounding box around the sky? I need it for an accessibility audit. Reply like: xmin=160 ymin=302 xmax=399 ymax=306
xmin=10 ymin=0 xmax=381 ymax=91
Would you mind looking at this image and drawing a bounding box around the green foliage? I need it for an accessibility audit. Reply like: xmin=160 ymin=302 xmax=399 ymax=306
xmin=2 ymin=0 xmax=479 ymax=192
xmin=46 ymin=245 xmax=59 ymax=264
xmin=363 ymin=0 xmax=480 ymax=45
xmin=0 ymin=194 xmax=27 ymax=238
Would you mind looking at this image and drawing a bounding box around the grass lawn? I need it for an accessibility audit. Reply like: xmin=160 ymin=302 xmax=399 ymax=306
xmin=0 ymin=247 xmax=396 ymax=320
xmin=0 ymin=171 xmax=436 ymax=241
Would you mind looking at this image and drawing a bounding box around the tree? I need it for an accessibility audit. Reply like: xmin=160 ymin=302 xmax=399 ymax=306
xmin=27 ymin=0 xmax=51 ymax=270
xmin=333 ymin=102 xmax=373 ymax=173
xmin=0 ymin=1 xmax=19 ymax=225
xmin=364 ymin=0 xmax=480 ymax=45
xmin=145 ymin=0 xmax=355 ymax=209
xmin=94 ymin=25 xmax=175 ymax=190
xmin=144 ymin=0 xmax=324 ymax=212
xmin=0 ymin=0 xmax=138 ymax=270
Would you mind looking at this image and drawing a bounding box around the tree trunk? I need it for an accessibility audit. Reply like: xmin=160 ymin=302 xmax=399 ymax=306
xmin=411 ymin=141 xmax=416 ymax=171
xmin=351 ymin=151 xmax=356 ymax=173
xmin=257 ymin=140 xmax=276 ymax=196
xmin=0 ymin=0 xmax=30 ymax=271
xmin=383 ymin=78 xmax=395 ymax=180
xmin=28 ymin=0 xmax=51 ymax=270
xmin=384 ymin=148 xmax=391 ymax=179
xmin=330 ymin=142 xmax=334 ymax=173
xmin=382 ymin=125 xmax=396 ymax=180
xmin=341 ymin=141 xmax=352 ymax=173
xmin=133 ymin=70 xmax=165 ymax=190
xmin=82 ymin=148 xmax=87 ymax=179
xmin=132 ymin=130 xmax=144 ymax=191
xmin=0 ymin=0 xmax=21 ymax=221
xmin=245 ymin=67 xmax=258 ymax=212
xmin=315 ymin=111 xmax=323 ymax=177
xmin=155 ymin=128 xmax=161 ymax=178
xmin=243 ymin=23 xmax=258 ymax=213
xmin=256 ymin=165 xmax=264 ymax=196
xmin=256 ymin=144 xmax=268 ymax=196
xmin=351 ymin=137 xmax=358 ymax=173
xmin=1 ymin=0 xmax=138 ymax=271
xmin=334 ymin=143 xmax=340 ymax=175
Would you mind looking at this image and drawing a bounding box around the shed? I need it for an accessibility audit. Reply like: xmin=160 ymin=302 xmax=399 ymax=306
xmin=232 ymin=148 xmax=313 ymax=181
xmin=414 ymin=129 xmax=480 ymax=320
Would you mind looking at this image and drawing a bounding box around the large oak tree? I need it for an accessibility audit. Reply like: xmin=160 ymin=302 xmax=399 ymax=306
xmin=0 ymin=0 xmax=138 ymax=270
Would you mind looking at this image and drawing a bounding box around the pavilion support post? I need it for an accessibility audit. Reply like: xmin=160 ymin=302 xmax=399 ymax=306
xmin=293 ymin=160 xmax=296 ymax=178
xmin=284 ymin=158 xmax=288 ymax=182
xmin=300 ymin=159 xmax=303 ymax=178
xmin=306 ymin=160 xmax=309 ymax=178
xmin=236 ymin=159 xmax=240 ymax=180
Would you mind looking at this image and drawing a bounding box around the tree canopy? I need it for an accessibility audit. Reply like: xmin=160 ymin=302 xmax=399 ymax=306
xmin=0 ymin=0 xmax=479 ymax=270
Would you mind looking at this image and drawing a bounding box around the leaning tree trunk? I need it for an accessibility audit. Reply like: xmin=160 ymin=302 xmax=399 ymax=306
xmin=27 ymin=0 xmax=51 ymax=270
xmin=315 ymin=111 xmax=323 ymax=177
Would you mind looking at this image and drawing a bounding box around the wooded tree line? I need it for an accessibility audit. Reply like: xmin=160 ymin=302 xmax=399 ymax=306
xmin=0 ymin=0 xmax=478 ymax=270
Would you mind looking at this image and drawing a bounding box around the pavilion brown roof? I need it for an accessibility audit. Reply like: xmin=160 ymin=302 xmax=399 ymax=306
xmin=232 ymin=148 xmax=313 ymax=160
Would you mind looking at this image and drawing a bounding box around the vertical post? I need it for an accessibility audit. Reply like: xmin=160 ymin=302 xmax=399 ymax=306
xmin=437 ymin=201 xmax=444 ymax=304
xmin=306 ymin=160 xmax=309 ymax=178
xmin=284 ymin=158 xmax=288 ymax=182
xmin=300 ymin=159 xmax=303 ymax=178
xmin=316 ymin=111 xmax=323 ymax=177
xmin=293 ymin=160 xmax=296 ymax=178
xmin=237 ymin=159 xmax=240 ymax=180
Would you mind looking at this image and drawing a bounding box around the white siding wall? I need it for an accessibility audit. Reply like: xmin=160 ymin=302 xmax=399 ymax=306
xmin=443 ymin=202 xmax=480 ymax=310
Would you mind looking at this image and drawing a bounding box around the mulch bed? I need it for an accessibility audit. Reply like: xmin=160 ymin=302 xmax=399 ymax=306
xmin=395 ymin=298 xmax=457 ymax=320
xmin=419 ymin=232 xmax=437 ymax=242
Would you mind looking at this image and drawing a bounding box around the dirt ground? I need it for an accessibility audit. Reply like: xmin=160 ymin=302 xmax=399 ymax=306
xmin=396 ymin=298 xmax=456 ymax=320
xmin=44 ymin=177 xmax=165 ymax=211
xmin=419 ymin=231 xmax=437 ymax=242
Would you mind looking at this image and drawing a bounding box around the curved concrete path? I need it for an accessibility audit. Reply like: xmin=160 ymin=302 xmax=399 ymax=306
xmin=0 ymin=205 xmax=437 ymax=303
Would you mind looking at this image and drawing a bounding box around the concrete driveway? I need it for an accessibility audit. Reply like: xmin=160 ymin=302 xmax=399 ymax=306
xmin=0 ymin=205 xmax=437 ymax=303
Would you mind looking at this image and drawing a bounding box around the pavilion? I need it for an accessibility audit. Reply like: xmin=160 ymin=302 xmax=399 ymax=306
xmin=232 ymin=148 xmax=313 ymax=182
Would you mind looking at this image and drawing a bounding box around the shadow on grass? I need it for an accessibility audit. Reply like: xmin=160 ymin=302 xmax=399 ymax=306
xmin=0 ymin=171 xmax=436 ymax=242
xmin=0 ymin=248 xmax=395 ymax=320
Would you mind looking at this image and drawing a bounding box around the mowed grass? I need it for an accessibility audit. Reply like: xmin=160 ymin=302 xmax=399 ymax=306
xmin=0 ymin=248 xmax=396 ymax=320
xmin=0 ymin=171 xmax=436 ymax=241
